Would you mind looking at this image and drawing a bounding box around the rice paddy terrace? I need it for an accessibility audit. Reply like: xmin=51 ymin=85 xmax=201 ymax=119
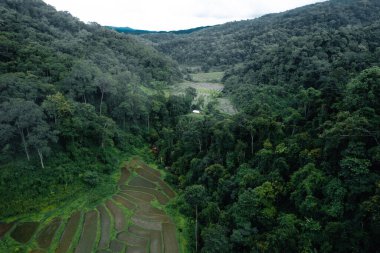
xmin=0 ymin=159 xmax=179 ymax=253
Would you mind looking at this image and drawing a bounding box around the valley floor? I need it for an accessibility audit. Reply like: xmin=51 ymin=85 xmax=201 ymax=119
xmin=171 ymin=76 xmax=237 ymax=115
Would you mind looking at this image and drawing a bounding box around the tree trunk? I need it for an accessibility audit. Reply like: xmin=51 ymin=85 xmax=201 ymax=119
xmin=20 ymin=128 xmax=30 ymax=161
xmin=250 ymin=131 xmax=254 ymax=155
xmin=195 ymin=204 xmax=198 ymax=253
xmin=99 ymin=90 xmax=104 ymax=116
xmin=37 ymin=148 xmax=45 ymax=169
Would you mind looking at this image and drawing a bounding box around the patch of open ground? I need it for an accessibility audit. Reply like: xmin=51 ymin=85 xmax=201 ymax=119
xmin=172 ymin=72 xmax=237 ymax=115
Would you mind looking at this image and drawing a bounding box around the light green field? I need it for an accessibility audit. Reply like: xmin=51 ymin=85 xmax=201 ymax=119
xmin=190 ymin=71 xmax=224 ymax=83
xmin=171 ymin=79 xmax=237 ymax=115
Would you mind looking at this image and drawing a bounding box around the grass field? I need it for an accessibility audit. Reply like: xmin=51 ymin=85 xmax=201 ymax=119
xmin=190 ymin=71 xmax=224 ymax=83
xmin=171 ymin=78 xmax=237 ymax=115
xmin=0 ymin=158 xmax=182 ymax=253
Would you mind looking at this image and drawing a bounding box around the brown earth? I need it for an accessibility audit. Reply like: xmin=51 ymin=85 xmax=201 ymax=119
xmin=55 ymin=211 xmax=81 ymax=253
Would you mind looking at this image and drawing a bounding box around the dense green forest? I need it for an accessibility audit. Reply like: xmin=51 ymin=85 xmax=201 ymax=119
xmin=108 ymin=26 xmax=210 ymax=35
xmin=139 ymin=0 xmax=380 ymax=252
xmin=1 ymin=0 xmax=380 ymax=252
xmin=0 ymin=0 xmax=187 ymax=218
xmin=142 ymin=0 xmax=380 ymax=75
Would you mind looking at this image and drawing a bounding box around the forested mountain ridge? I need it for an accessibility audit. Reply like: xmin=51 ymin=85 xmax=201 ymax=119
xmin=107 ymin=26 xmax=210 ymax=35
xmin=0 ymin=0 xmax=181 ymax=84
xmin=142 ymin=0 xmax=380 ymax=77
xmin=0 ymin=0 xmax=186 ymax=219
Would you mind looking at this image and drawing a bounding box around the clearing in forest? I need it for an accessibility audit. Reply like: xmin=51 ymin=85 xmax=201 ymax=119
xmin=172 ymin=71 xmax=237 ymax=115
xmin=0 ymin=158 xmax=179 ymax=253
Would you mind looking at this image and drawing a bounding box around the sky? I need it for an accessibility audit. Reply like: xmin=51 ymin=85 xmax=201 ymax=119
xmin=43 ymin=0 xmax=327 ymax=31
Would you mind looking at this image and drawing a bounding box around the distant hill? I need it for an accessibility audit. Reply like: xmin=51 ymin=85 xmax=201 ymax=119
xmin=136 ymin=0 xmax=380 ymax=90
xmin=107 ymin=26 xmax=210 ymax=35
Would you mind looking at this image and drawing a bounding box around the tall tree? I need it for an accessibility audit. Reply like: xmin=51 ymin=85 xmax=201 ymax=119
xmin=183 ymin=185 xmax=207 ymax=252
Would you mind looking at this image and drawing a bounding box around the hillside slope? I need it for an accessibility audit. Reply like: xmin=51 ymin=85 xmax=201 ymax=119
xmin=0 ymin=0 xmax=185 ymax=219
xmin=142 ymin=0 xmax=380 ymax=79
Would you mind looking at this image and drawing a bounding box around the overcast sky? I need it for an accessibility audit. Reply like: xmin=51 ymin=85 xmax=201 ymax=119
xmin=43 ymin=0 xmax=327 ymax=31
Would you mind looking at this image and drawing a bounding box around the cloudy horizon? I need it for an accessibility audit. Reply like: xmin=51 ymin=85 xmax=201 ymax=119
xmin=43 ymin=0 xmax=327 ymax=31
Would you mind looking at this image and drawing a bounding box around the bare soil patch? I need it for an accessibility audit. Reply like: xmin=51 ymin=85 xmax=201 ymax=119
xmin=55 ymin=211 xmax=81 ymax=253
xmin=123 ymin=186 xmax=169 ymax=205
xmin=10 ymin=222 xmax=39 ymax=243
xmin=150 ymin=230 xmax=163 ymax=253
xmin=37 ymin=217 xmax=61 ymax=249
xmin=117 ymin=232 xmax=148 ymax=247
xmin=97 ymin=205 xmax=112 ymax=249
xmin=125 ymin=245 xmax=147 ymax=253
xmin=109 ymin=239 xmax=126 ymax=252
xmin=75 ymin=210 xmax=98 ymax=253
xmin=128 ymin=176 xmax=156 ymax=189
xmin=113 ymin=195 xmax=136 ymax=210
xmin=162 ymin=223 xmax=179 ymax=253
xmin=118 ymin=167 xmax=131 ymax=186
xmin=105 ymin=200 xmax=126 ymax=232
xmin=0 ymin=222 xmax=14 ymax=239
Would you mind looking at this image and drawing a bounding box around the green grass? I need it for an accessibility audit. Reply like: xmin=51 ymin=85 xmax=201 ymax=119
xmin=216 ymin=97 xmax=238 ymax=115
xmin=190 ymin=72 xmax=224 ymax=83
xmin=170 ymin=81 xmax=224 ymax=109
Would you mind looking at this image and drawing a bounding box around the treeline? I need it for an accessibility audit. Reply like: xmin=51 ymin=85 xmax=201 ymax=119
xmin=142 ymin=0 xmax=380 ymax=74
xmin=108 ymin=25 xmax=210 ymax=35
xmin=0 ymin=0 xmax=187 ymax=217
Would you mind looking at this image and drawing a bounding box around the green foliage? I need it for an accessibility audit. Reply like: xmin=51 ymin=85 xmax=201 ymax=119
xmin=1 ymin=0 xmax=380 ymax=252
xmin=183 ymin=185 xmax=207 ymax=209
xmin=156 ymin=65 xmax=380 ymax=252
xmin=201 ymin=224 xmax=231 ymax=253
xmin=0 ymin=0 xmax=185 ymax=219
xmin=143 ymin=5 xmax=380 ymax=252
xmin=81 ymin=171 xmax=101 ymax=187
xmin=142 ymin=0 xmax=380 ymax=84
xmin=190 ymin=72 xmax=224 ymax=83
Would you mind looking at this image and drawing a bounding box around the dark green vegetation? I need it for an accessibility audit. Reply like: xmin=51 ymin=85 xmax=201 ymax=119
xmin=108 ymin=26 xmax=210 ymax=35
xmin=1 ymin=0 xmax=380 ymax=252
xmin=0 ymin=159 xmax=180 ymax=252
xmin=142 ymin=0 xmax=380 ymax=76
xmin=0 ymin=0 xmax=186 ymax=219
xmin=135 ymin=0 xmax=380 ymax=252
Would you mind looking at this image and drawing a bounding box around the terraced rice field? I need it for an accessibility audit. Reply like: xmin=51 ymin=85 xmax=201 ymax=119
xmin=0 ymin=159 xmax=179 ymax=253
